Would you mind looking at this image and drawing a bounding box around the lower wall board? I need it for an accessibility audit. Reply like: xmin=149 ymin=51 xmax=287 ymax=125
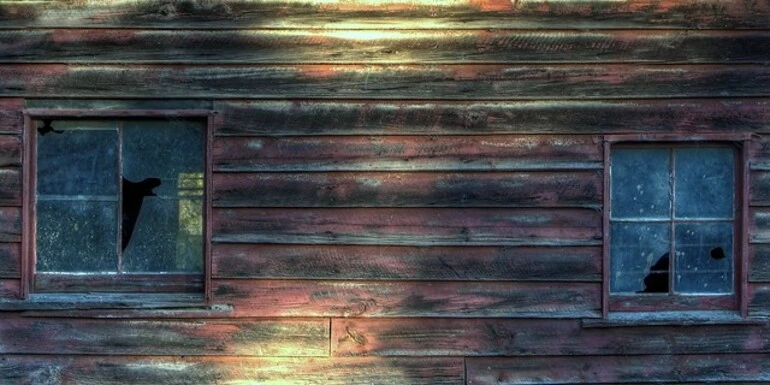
xmin=331 ymin=318 xmax=770 ymax=357
xmin=466 ymin=354 xmax=770 ymax=384
xmin=212 ymin=279 xmax=600 ymax=318
xmin=1 ymin=355 xmax=465 ymax=385
xmin=0 ymin=317 xmax=329 ymax=356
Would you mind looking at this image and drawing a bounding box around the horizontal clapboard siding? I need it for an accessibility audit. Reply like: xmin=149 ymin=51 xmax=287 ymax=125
xmin=2 ymin=30 xmax=770 ymax=64
xmin=1 ymin=0 xmax=769 ymax=29
xmin=212 ymin=280 xmax=601 ymax=318
xmin=1 ymin=355 xmax=465 ymax=385
xmin=213 ymin=100 xmax=770 ymax=136
xmin=212 ymin=244 xmax=602 ymax=281
xmin=331 ymin=318 xmax=770 ymax=356
xmin=1 ymin=65 xmax=768 ymax=99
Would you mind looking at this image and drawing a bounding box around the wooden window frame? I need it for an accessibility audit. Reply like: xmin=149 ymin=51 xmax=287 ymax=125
xmin=21 ymin=109 xmax=214 ymax=303
xmin=602 ymin=134 xmax=750 ymax=317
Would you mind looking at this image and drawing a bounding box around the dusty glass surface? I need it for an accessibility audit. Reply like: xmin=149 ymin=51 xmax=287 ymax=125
xmin=36 ymin=121 xmax=118 ymax=196
xmin=610 ymin=149 xmax=671 ymax=219
xmin=674 ymin=222 xmax=733 ymax=294
xmin=610 ymin=222 xmax=670 ymax=293
xmin=121 ymin=120 xmax=204 ymax=273
xmin=674 ymin=148 xmax=734 ymax=219
xmin=36 ymin=200 xmax=117 ymax=272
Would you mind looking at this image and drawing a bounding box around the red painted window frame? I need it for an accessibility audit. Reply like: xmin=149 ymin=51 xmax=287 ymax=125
xmin=602 ymin=134 xmax=750 ymax=317
xmin=21 ymin=109 xmax=214 ymax=302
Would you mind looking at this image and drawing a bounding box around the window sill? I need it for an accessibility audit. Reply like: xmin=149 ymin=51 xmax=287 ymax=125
xmin=0 ymin=292 xmax=222 ymax=313
xmin=582 ymin=311 xmax=768 ymax=328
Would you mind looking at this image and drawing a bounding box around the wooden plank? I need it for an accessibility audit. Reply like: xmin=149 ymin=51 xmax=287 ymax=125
xmin=748 ymin=283 xmax=770 ymax=317
xmin=331 ymin=318 xmax=770 ymax=357
xmin=750 ymin=207 xmax=770 ymax=243
xmin=3 ymin=30 xmax=770 ymax=64
xmin=1 ymin=64 xmax=769 ymax=99
xmin=0 ymin=98 xmax=23 ymax=134
xmin=214 ymin=99 xmax=770 ymax=136
xmin=34 ymin=273 xmax=203 ymax=293
xmin=466 ymin=354 xmax=770 ymax=384
xmin=0 ymin=206 xmax=20 ymax=242
xmin=212 ymin=279 xmax=600 ymax=317
xmin=0 ymin=242 xmax=20 ymax=278
xmin=0 ymin=168 xmax=21 ymax=206
xmin=213 ymin=244 xmax=602 ymax=281
xmin=0 ymin=135 xmax=20 ymax=167
xmin=0 ymin=317 xmax=329 ymax=356
xmin=750 ymin=172 xmax=770 ymax=206
xmin=213 ymin=207 xmax=602 ymax=246
xmin=213 ymin=171 xmax=602 ymax=208
xmin=0 ymin=279 xmax=19 ymax=300
xmin=1 ymin=0 xmax=769 ymax=29
xmin=750 ymin=244 xmax=770 ymax=282
xmin=0 ymin=356 xmax=465 ymax=385
xmin=213 ymin=135 xmax=603 ymax=172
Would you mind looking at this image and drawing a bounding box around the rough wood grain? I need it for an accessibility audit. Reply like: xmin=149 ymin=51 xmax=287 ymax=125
xmin=213 ymin=171 xmax=602 ymax=208
xmin=0 ymin=317 xmax=329 ymax=356
xmin=750 ymin=173 xmax=770 ymax=207
xmin=750 ymin=245 xmax=770 ymax=282
xmin=212 ymin=244 xmax=602 ymax=281
xmin=748 ymin=283 xmax=770 ymax=317
xmin=0 ymin=206 xmax=20 ymax=243
xmin=466 ymin=354 xmax=770 ymax=384
xmin=0 ymin=168 xmax=21 ymax=207
xmin=750 ymin=207 xmax=770 ymax=242
xmin=212 ymin=279 xmax=601 ymax=317
xmin=2 ymin=64 xmax=768 ymax=99
xmin=3 ymin=30 xmax=770 ymax=64
xmin=214 ymin=99 xmax=770 ymax=136
xmin=0 ymin=242 xmax=19 ymax=278
xmin=0 ymin=98 xmax=22 ymax=134
xmin=0 ymin=135 xmax=20 ymax=167
xmin=213 ymin=135 xmax=603 ymax=172
xmin=331 ymin=318 xmax=770 ymax=357
xmin=1 ymin=0 xmax=769 ymax=29
xmin=213 ymin=207 xmax=602 ymax=246
xmin=0 ymin=279 xmax=19 ymax=300
xmin=0 ymin=356 xmax=465 ymax=385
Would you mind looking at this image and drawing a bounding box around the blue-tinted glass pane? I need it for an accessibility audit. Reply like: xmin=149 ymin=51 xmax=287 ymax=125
xmin=674 ymin=223 xmax=733 ymax=294
xmin=121 ymin=120 xmax=204 ymax=273
xmin=36 ymin=200 xmax=118 ymax=272
xmin=610 ymin=149 xmax=671 ymax=219
xmin=674 ymin=148 xmax=734 ymax=219
xmin=610 ymin=222 xmax=670 ymax=293
xmin=37 ymin=121 xmax=118 ymax=196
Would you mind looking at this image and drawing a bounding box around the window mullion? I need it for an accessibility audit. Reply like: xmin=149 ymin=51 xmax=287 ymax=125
xmin=117 ymin=120 xmax=124 ymax=275
xmin=669 ymin=147 xmax=676 ymax=295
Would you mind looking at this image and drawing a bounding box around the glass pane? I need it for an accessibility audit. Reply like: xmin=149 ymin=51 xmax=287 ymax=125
xmin=610 ymin=222 xmax=670 ymax=293
xmin=37 ymin=120 xmax=118 ymax=196
xmin=674 ymin=148 xmax=734 ymax=219
xmin=674 ymin=222 xmax=733 ymax=294
xmin=36 ymin=200 xmax=118 ymax=272
xmin=121 ymin=120 xmax=204 ymax=273
xmin=610 ymin=149 xmax=671 ymax=219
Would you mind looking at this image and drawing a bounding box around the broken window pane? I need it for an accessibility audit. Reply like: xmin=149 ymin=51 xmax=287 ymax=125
xmin=610 ymin=148 xmax=670 ymax=220
xmin=674 ymin=222 xmax=733 ymax=294
xmin=36 ymin=200 xmax=118 ymax=272
xmin=610 ymin=222 xmax=670 ymax=293
xmin=674 ymin=148 xmax=734 ymax=219
xmin=121 ymin=120 xmax=204 ymax=273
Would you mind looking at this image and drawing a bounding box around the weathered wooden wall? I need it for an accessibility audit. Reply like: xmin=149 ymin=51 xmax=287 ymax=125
xmin=1 ymin=0 xmax=770 ymax=383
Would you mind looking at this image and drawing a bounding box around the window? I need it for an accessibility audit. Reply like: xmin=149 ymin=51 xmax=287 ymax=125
xmin=605 ymin=136 xmax=748 ymax=313
xmin=23 ymin=111 xmax=211 ymax=298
